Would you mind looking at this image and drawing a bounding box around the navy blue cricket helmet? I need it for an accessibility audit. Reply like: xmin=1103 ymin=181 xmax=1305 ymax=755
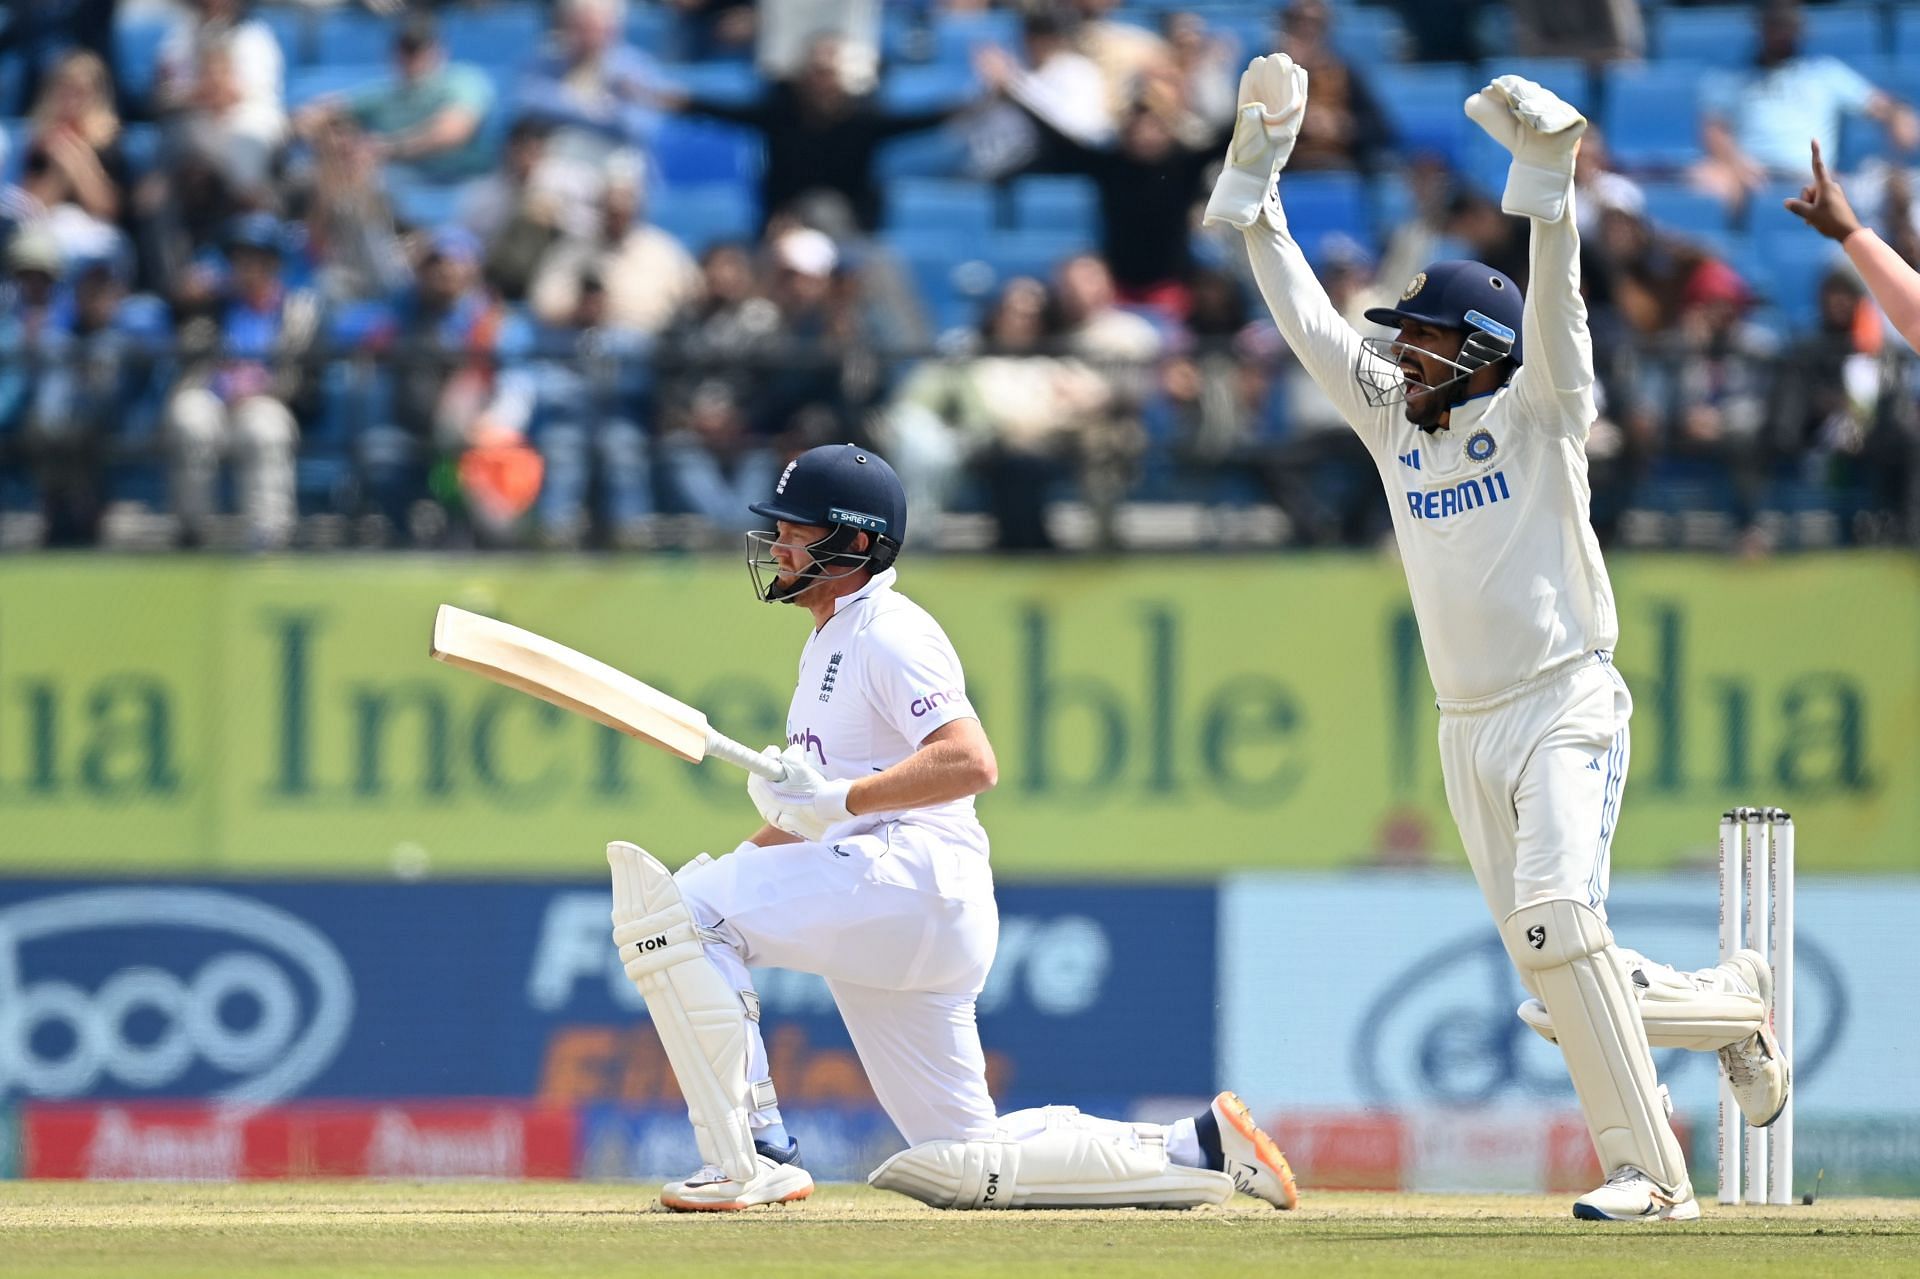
xmin=1364 ymin=259 xmax=1525 ymax=365
xmin=747 ymin=444 xmax=906 ymax=603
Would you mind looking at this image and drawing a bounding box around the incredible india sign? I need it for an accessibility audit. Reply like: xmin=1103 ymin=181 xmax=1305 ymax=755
xmin=1 ymin=555 xmax=1912 ymax=877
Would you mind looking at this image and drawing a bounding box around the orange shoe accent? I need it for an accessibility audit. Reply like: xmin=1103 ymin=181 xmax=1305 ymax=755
xmin=1215 ymin=1091 xmax=1300 ymax=1209
xmin=659 ymin=1183 xmax=813 ymax=1212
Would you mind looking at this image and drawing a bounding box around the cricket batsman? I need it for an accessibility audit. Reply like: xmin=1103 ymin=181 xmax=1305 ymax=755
xmin=604 ymin=442 xmax=1299 ymax=1213
xmin=1202 ymin=57 xmax=1790 ymax=1220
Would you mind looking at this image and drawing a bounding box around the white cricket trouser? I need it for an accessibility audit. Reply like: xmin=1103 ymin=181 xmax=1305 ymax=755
xmin=675 ymin=828 xmax=1001 ymax=1147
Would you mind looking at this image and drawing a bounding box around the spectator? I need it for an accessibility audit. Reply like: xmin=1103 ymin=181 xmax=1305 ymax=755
xmin=516 ymin=0 xmax=668 ymax=165
xmin=0 ymin=231 xmax=70 ymax=507
xmin=2 ymin=135 xmax=125 ymax=269
xmin=757 ymin=225 xmax=871 ymax=447
xmin=26 ymin=51 xmax=129 ymax=229
xmin=665 ymin=32 xmax=971 ymax=232
xmin=1275 ymin=0 xmax=1391 ymax=175
xmin=372 ymin=228 xmax=539 ymax=546
xmin=0 ymin=0 xmax=116 ymax=116
xmin=665 ymin=0 xmax=758 ymax=64
xmin=528 ymin=154 xmax=701 ymax=336
xmin=154 ymin=0 xmax=288 ymax=195
xmin=287 ymin=114 xmax=409 ymax=303
xmin=530 ymin=278 xmax=656 ymax=549
xmin=966 ymin=12 xmax=1112 ymax=181
xmin=986 ymin=78 xmax=1231 ymax=313
xmin=294 ymin=13 xmax=496 ymax=187
xmin=1508 ymin=0 xmax=1643 ymax=62
xmin=459 ymin=119 xmax=600 ymax=301
xmin=1068 ymin=0 xmax=1170 ymax=122
xmin=1161 ymin=11 xmax=1237 ymax=133
xmin=757 ymin=0 xmax=880 ymax=84
xmin=1443 ymin=189 xmax=1530 ymax=290
xmin=8 ymin=254 xmax=170 ymax=545
xmin=1052 ymin=252 xmax=1160 ymax=547
xmin=1694 ymin=0 xmax=1918 ymax=211
xmin=162 ymin=214 xmax=316 ymax=549
xmin=886 ymin=276 xmax=1111 ymax=550
xmin=1769 ymin=269 xmax=1880 ymax=471
xmin=1573 ymin=126 xmax=1647 ymax=240
xmin=655 ymin=239 xmax=782 ymax=436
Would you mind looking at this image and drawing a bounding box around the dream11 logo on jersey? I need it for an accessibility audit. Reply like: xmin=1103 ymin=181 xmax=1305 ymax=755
xmin=0 ymin=888 xmax=354 ymax=1104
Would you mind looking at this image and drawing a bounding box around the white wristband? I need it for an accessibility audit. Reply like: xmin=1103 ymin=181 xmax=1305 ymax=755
xmin=815 ymin=777 xmax=855 ymax=824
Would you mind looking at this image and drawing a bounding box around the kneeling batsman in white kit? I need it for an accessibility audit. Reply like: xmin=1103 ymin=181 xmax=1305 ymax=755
xmin=607 ymin=443 xmax=1300 ymax=1212
xmin=1204 ymin=58 xmax=1789 ymax=1220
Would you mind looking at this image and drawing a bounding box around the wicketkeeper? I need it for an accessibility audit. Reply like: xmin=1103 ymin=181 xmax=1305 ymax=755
xmin=1203 ymin=57 xmax=1791 ymax=1220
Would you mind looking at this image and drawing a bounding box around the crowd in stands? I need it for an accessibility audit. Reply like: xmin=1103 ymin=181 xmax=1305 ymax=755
xmin=1 ymin=0 xmax=1917 ymax=553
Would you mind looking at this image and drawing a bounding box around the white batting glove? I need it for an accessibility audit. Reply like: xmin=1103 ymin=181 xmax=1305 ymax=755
xmin=1202 ymin=54 xmax=1309 ymax=229
xmin=1465 ymin=74 xmax=1587 ymax=223
xmin=746 ymin=744 xmax=854 ymax=843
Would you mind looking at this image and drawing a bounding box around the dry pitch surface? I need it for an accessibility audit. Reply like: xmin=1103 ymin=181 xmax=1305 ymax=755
xmin=5 ymin=1182 xmax=1919 ymax=1278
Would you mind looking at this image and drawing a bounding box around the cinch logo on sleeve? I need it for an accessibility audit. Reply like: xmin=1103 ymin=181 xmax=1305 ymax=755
xmin=910 ymin=689 xmax=965 ymax=718
xmin=1406 ymin=471 xmax=1512 ymax=521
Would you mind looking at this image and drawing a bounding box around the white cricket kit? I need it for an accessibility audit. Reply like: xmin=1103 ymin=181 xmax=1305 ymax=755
xmin=1241 ymin=188 xmax=1631 ymax=918
xmin=674 ymin=568 xmax=1003 ymax=1147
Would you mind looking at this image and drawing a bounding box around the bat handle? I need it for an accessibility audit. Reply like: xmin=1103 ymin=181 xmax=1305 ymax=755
xmin=706 ymin=731 xmax=787 ymax=782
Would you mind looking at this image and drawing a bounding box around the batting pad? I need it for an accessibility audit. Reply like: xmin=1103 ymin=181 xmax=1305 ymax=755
xmin=1505 ymin=898 xmax=1689 ymax=1191
xmin=608 ymin=840 xmax=765 ymax=1185
xmin=869 ymin=1108 xmax=1233 ymax=1210
xmin=1516 ymin=972 xmax=1765 ymax=1052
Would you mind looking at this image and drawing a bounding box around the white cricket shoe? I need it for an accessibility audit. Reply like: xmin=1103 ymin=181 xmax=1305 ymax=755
xmin=1211 ymin=1091 xmax=1300 ymax=1209
xmin=1718 ymin=948 xmax=1791 ymax=1128
xmin=1572 ymin=1166 xmax=1700 ymax=1222
xmin=660 ymin=1140 xmax=814 ymax=1212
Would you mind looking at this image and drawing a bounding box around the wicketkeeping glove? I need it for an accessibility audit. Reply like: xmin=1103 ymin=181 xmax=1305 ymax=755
xmin=1464 ymin=74 xmax=1587 ymax=223
xmin=1202 ymin=54 xmax=1310 ymax=229
xmin=747 ymin=744 xmax=854 ymax=843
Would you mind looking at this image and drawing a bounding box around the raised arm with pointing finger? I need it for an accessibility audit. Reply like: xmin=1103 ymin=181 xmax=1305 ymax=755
xmin=1786 ymin=138 xmax=1920 ymax=351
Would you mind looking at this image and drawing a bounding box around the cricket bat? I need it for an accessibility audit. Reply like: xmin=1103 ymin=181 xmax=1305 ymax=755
xmin=429 ymin=604 xmax=785 ymax=781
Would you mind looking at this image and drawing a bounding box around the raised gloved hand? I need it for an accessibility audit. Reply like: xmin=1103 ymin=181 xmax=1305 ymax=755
xmin=1202 ymin=53 xmax=1310 ymax=230
xmin=1465 ymin=74 xmax=1588 ymax=223
xmin=746 ymin=744 xmax=854 ymax=842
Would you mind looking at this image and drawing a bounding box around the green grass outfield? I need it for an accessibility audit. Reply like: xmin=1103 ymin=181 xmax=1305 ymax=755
xmin=5 ymin=1182 xmax=1919 ymax=1279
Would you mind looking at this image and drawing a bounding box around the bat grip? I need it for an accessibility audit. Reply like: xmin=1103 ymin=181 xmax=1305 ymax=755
xmin=706 ymin=731 xmax=787 ymax=781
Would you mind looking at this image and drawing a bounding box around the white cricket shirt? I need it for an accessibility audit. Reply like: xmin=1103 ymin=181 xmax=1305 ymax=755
xmin=1242 ymin=186 xmax=1619 ymax=704
xmin=783 ymin=568 xmax=988 ymax=849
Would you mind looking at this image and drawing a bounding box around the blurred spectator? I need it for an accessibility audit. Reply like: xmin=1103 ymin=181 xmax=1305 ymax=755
xmin=1275 ymin=0 xmax=1391 ymax=174
xmin=653 ymin=239 xmax=783 ymax=528
xmin=162 ymin=213 xmax=316 ymax=549
xmin=757 ymin=0 xmax=880 ymax=84
xmin=992 ymin=86 xmax=1231 ymax=313
xmin=154 ymin=0 xmax=288 ymax=195
xmin=25 ymin=51 xmax=129 ymax=230
xmin=287 ymin=114 xmax=409 ymax=303
xmin=4 ymin=252 xmax=168 ymax=545
xmin=1385 ymin=0 xmax=1487 ymax=63
xmin=1069 ymin=0 xmax=1169 ymax=122
xmin=1444 ymin=189 xmax=1530 ymax=289
xmin=0 ymin=231 xmax=71 ymax=504
xmin=885 ymin=276 xmax=1111 ymax=549
xmin=1161 ymin=11 xmax=1237 ymax=132
xmin=1366 ymin=154 xmax=1461 ymax=314
xmin=665 ymin=0 xmax=758 ymax=64
xmin=1694 ymin=0 xmax=1918 ymax=211
xmin=530 ymin=281 xmax=656 ymax=549
xmin=517 ymin=0 xmax=668 ymax=165
xmin=966 ymin=13 xmax=1112 ymax=181
xmin=528 ymin=154 xmax=700 ymax=336
xmin=294 ymin=13 xmax=496 ymax=187
xmin=1573 ymin=127 xmax=1645 ymax=239
xmin=369 ymin=228 xmax=539 ymax=546
xmin=665 ymin=33 xmax=970 ymax=232
xmin=1769 ymin=269 xmax=1880 ymax=471
xmin=1052 ymin=253 xmax=1159 ymax=546
xmin=757 ymin=225 xmax=873 ymax=447
xmin=459 ymin=119 xmax=600 ymax=301
xmin=0 ymin=0 xmax=116 ymax=116
xmin=1508 ymin=0 xmax=1643 ymax=62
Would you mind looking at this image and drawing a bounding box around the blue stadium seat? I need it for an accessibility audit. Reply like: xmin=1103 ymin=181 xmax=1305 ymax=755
xmin=981 ymin=230 xmax=1097 ymax=282
xmin=656 ymin=61 xmax=759 ymax=106
xmin=1329 ymin=7 xmax=1412 ymax=66
xmin=286 ymin=64 xmax=385 ymax=110
xmin=886 ymin=178 xmax=996 ymax=235
xmin=880 ymin=64 xmax=980 ymax=114
xmin=0 ymin=117 xmax=27 ymax=182
xmin=650 ymin=115 xmax=760 ymax=185
xmin=1638 ymin=182 xmax=1728 ymax=238
xmin=1801 ymin=5 xmax=1885 ymax=62
xmin=119 ymin=122 xmax=163 ymax=176
xmin=651 ymin=183 xmax=759 ymax=252
xmin=625 ymin=5 xmax=674 ymax=56
xmin=927 ymin=12 xmax=1021 ymax=67
xmin=258 ymin=6 xmax=312 ymax=68
xmin=874 ymin=127 xmax=971 ymax=179
xmin=1373 ymin=64 xmax=1473 ymax=165
xmin=886 ymin=231 xmax=993 ymax=333
xmin=1010 ymin=175 xmax=1100 ymax=238
xmin=387 ymin=180 xmax=464 ymax=230
xmin=1275 ymin=171 xmax=1367 ymax=248
xmin=1601 ymin=64 xmax=1703 ymax=169
xmin=315 ymin=9 xmax=396 ymax=66
xmin=1898 ymin=8 xmax=1920 ymax=62
xmin=1653 ymin=6 xmax=1755 ymax=68
xmin=441 ymin=6 xmax=545 ymax=73
xmin=111 ymin=16 xmax=171 ymax=112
